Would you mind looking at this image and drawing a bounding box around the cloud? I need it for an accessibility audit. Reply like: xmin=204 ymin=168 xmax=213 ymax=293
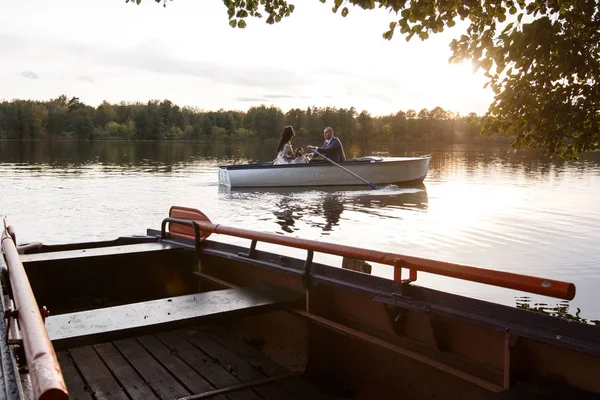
xmin=78 ymin=76 xmax=95 ymax=83
xmin=21 ymin=71 xmax=39 ymax=79
xmin=114 ymin=51 xmax=308 ymax=91
xmin=264 ymin=94 xmax=296 ymax=99
xmin=236 ymin=94 xmax=299 ymax=102
xmin=236 ymin=97 xmax=268 ymax=102
xmin=3 ymin=35 xmax=323 ymax=92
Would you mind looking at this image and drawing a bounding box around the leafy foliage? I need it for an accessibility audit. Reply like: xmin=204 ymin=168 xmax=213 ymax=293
xmin=132 ymin=0 xmax=599 ymax=159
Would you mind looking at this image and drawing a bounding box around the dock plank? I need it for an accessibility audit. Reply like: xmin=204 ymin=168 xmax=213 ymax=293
xmin=69 ymin=346 xmax=129 ymax=400
xmin=182 ymin=331 xmax=298 ymax=400
xmin=113 ymin=338 xmax=190 ymax=400
xmin=93 ymin=342 xmax=158 ymax=400
xmin=56 ymin=351 xmax=92 ymax=400
xmin=156 ymin=331 xmax=262 ymax=400
xmin=47 ymin=285 xmax=302 ymax=350
xmin=136 ymin=334 xmax=227 ymax=400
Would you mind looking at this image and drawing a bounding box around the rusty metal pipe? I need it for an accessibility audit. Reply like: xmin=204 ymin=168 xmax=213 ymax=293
xmin=1 ymin=230 xmax=68 ymax=400
xmin=188 ymin=220 xmax=575 ymax=300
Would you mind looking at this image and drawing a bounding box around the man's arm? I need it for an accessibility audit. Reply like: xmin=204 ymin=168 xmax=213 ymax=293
xmin=316 ymin=138 xmax=341 ymax=156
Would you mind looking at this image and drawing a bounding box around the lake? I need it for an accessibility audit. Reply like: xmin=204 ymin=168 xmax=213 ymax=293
xmin=1 ymin=140 xmax=599 ymax=322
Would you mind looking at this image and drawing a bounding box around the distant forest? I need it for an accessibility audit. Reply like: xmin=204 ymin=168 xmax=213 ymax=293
xmin=0 ymin=96 xmax=506 ymax=144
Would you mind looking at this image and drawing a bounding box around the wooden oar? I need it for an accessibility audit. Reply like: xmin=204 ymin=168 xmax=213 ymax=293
xmin=313 ymin=150 xmax=382 ymax=190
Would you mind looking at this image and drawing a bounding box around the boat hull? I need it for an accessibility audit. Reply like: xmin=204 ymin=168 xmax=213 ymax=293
xmin=219 ymin=155 xmax=431 ymax=187
xmin=3 ymin=207 xmax=600 ymax=400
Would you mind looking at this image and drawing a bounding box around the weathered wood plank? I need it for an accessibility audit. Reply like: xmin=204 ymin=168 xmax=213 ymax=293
xmin=20 ymin=242 xmax=179 ymax=263
xmin=136 ymin=335 xmax=227 ymax=400
xmin=56 ymin=351 xmax=92 ymax=400
xmin=113 ymin=338 xmax=189 ymax=400
xmin=69 ymin=346 xmax=128 ymax=400
xmin=93 ymin=342 xmax=158 ymax=400
xmin=204 ymin=324 xmax=331 ymax=400
xmin=156 ymin=331 xmax=262 ymax=400
xmin=47 ymin=285 xmax=302 ymax=350
xmin=182 ymin=331 xmax=298 ymax=400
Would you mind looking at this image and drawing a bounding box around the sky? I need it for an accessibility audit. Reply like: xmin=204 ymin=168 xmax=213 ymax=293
xmin=0 ymin=0 xmax=495 ymax=116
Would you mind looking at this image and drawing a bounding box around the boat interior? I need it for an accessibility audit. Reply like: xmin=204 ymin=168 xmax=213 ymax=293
xmin=1 ymin=206 xmax=599 ymax=400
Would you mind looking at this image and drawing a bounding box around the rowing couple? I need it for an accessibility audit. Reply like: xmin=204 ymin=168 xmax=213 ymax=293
xmin=273 ymin=126 xmax=346 ymax=165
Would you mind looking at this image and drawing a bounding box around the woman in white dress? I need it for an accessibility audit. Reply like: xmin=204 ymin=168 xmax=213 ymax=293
xmin=273 ymin=126 xmax=308 ymax=165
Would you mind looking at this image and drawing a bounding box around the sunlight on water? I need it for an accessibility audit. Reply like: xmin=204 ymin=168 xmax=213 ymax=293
xmin=1 ymin=141 xmax=599 ymax=322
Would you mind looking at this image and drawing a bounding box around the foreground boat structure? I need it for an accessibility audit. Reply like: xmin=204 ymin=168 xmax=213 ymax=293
xmin=218 ymin=155 xmax=431 ymax=187
xmin=1 ymin=207 xmax=599 ymax=400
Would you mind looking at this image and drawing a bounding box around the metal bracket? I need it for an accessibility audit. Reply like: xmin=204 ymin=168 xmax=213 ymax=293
xmin=238 ymin=240 xmax=258 ymax=258
xmin=41 ymin=306 xmax=50 ymax=324
xmin=302 ymin=250 xmax=314 ymax=289
xmin=4 ymin=308 xmax=18 ymax=319
xmin=393 ymin=259 xmax=418 ymax=284
xmin=4 ymin=307 xmax=18 ymax=346
xmin=160 ymin=217 xmax=202 ymax=252
xmin=384 ymin=304 xmax=407 ymax=336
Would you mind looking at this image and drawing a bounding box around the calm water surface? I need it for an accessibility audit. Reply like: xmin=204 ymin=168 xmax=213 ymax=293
xmin=1 ymin=141 xmax=599 ymax=322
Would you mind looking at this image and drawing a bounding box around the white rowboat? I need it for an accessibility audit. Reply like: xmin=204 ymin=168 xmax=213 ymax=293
xmin=218 ymin=155 xmax=431 ymax=188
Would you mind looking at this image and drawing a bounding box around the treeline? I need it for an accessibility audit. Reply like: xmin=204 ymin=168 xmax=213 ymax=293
xmin=0 ymin=95 xmax=504 ymax=144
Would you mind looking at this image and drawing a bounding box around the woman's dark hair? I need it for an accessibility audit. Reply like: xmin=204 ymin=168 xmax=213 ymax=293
xmin=276 ymin=126 xmax=295 ymax=154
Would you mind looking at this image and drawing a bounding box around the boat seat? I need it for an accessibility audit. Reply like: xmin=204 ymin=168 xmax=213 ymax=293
xmin=45 ymin=285 xmax=302 ymax=350
xmin=19 ymin=242 xmax=181 ymax=264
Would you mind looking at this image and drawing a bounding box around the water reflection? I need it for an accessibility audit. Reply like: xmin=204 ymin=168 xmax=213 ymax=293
xmin=2 ymin=141 xmax=599 ymax=180
xmin=515 ymin=296 xmax=600 ymax=325
xmin=220 ymin=185 xmax=428 ymax=233
xmin=0 ymin=140 xmax=271 ymax=167
xmin=272 ymin=194 xmax=345 ymax=233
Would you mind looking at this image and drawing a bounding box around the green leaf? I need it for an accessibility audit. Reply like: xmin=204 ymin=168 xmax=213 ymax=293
xmin=238 ymin=19 xmax=247 ymax=28
xmin=448 ymin=19 xmax=455 ymax=27
xmin=509 ymin=6 xmax=517 ymax=15
xmin=341 ymin=7 xmax=349 ymax=17
xmin=229 ymin=19 xmax=237 ymax=28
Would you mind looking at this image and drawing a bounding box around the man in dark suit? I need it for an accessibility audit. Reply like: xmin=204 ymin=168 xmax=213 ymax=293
xmin=307 ymin=127 xmax=346 ymax=163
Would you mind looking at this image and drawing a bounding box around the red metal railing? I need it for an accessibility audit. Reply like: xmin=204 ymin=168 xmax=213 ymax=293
xmin=1 ymin=226 xmax=68 ymax=400
xmin=168 ymin=206 xmax=576 ymax=300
